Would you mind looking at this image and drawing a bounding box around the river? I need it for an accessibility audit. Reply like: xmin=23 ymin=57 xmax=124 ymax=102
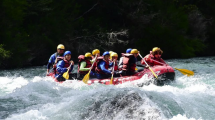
xmin=0 ymin=57 xmax=215 ymax=120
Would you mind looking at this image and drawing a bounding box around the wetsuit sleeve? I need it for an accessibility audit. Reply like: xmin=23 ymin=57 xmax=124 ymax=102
xmin=56 ymin=60 xmax=68 ymax=74
xmin=109 ymin=62 xmax=113 ymax=67
xmin=47 ymin=54 xmax=56 ymax=69
xmin=100 ymin=61 xmax=111 ymax=74
xmin=79 ymin=61 xmax=90 ymax=71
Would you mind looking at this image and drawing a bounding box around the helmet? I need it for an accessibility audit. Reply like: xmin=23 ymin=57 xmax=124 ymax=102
xmin=111 ymin=52 xmax=118 ymax=59
xmin=92 ymin=49 xmax=100 ymax=55
xmin=152 ymin=47 xmax=163 ymax=54
xmin=130 ymin=49 xmax=138 ymax=54
xmin=109 ymin=51 xmax=114 ymax=55
xmin=85 ymin=52 xmax=92 ymax=58
xmin=102 ymin=51 xmax=110 ymax=56
xmin=57 ymin=44 xmax=65 ymax=49
xmin=126 ymin=48 xmax=132 ymax=53
xmin=64 ymin=51 xmax=71 ymax=57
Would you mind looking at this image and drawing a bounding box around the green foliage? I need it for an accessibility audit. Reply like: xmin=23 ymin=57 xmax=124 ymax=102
xmin=0 ymin=45 xmax=10 ymax=59
xmin=0 ymin=0 xmax=214 ymax=68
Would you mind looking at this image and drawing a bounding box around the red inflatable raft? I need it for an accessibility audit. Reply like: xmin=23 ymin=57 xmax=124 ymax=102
xmin=48 ymin=65 xmax=175 ymax=86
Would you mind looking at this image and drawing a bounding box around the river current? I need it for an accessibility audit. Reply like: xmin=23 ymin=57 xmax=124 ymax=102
xmin=0 ymin=57 xmax=215 ymax=120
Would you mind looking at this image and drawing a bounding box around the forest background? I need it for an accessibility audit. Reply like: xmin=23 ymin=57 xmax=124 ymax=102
xmin=1 ymin=0 xmax=215 ymax=68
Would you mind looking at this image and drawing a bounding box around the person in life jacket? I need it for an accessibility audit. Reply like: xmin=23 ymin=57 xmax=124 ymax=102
xmin=110 ymin=52 xmax=119 ymax=71
xmin=96 ymin=51 xmax=114 ymax=79
xmin=121 ymin=49 xmax=139 ymax=76
xmin=141 ymin=47 xmax=166 ymax=66
xmin=119 ymin=48 xmax=132 ymax=69
xmin=46 ymin=44 xmax=65 ymax=76
xmin=91 ymin=49 xmax=100 ymax=72
xmin=55 ymin=51 xmax=74 ymax=81
xmin=77 ymin=52 xmax=96 ymax=80
xmin=110 ymin=52 xmax=122 ymax=77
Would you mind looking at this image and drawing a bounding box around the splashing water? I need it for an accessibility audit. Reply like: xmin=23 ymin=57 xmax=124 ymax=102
xmin=0 ymin=57 xmax=215 ymax=120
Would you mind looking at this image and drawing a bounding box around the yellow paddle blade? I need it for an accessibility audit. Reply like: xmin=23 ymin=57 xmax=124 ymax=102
xmin=149 ymin=67 xmax=158 ymax=79
xmin=175 ymin=68 xmax=194 ymax=76
xmin=82 ymin=72 xmax=90 ymax=84
xmin=135 ymin=67 xmax=138 ymax=71
xmin=110 ymin=77 xmax=113 ymax=84
xmin=63 ymin=71 xmax=69 ymax=80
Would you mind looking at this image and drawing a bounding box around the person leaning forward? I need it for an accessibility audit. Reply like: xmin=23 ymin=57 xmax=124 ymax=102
xmin=141 ymin=47 xmax=166 ymax=66
xmin=77 ymin=52 xmax=96 ymax=80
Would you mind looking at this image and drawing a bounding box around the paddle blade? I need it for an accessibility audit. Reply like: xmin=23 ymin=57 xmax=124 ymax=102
xmin=135 ymin=67 xmax=138 ymax=71
xmin=63 ymin=71 xmax=69 ymax=80
xmin=175 ymin=68 xmax=194 ymax=76
xmin=110 ymin=77 xmax=113 ymax=84
xmin=149 ymin=67 xmax=158 ymax=79
xmin=82 ymin=72 xmax=90 ymax=84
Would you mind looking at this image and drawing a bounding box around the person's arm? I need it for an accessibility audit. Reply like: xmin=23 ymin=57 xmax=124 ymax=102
xmin=56 ymin=61 xmax=67 ymax=74
xmin=100 ymin=61 xmax=111 ymax=74
xmin=79 ymin=61 xmax=90 ymax=71
xmin=160 ymin=58 xmax=166 ymax=64
xmin=109 ymin=61 xmax=113 ymax=67
xmin=47 ymin=54 xmax=55 ymax=74
xmin=119 ymin=57 xmax=123 ymax=65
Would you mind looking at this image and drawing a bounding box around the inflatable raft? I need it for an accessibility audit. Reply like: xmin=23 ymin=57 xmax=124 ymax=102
xmin=48 ymin=65 xmax=175 ymax=86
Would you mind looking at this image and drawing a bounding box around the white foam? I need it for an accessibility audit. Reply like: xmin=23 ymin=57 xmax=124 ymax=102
xmin=170 ymin=114 xmax=202 ymax=120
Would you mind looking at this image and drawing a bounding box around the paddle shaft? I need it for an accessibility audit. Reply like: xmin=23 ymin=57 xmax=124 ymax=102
xmin=139 ymin=53 xmax=158 ymax=79
xmin=110 ymin=61 xmax=115 ymax=84
xmin=144 ymin=57 xmax=194 ymax=76
xmin=89 ymin=55 xmax=98 ymax=73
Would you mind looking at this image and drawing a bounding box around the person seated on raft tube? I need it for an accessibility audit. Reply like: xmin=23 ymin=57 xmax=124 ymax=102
xmin=55 ymin=51 xmax=74 ymax=81
xmin=96 ymin=51 xmax=114 ymax=79
xmin=141 ymin=47 xmax=166 ymax=66
xmin=46 ymin=44 xmax=65 ymax=75
xmin=118 ymin=48 xmax=132 ymax=69
xmin=77 ymin=52 xmax=96 ymax=80
xmin=110 ymin=52 xmax=121 ymax=77
xmin=91 ymin=49 xmax=100 ymax=72
xmin=121 ymin=49 xmax=139 ymax=76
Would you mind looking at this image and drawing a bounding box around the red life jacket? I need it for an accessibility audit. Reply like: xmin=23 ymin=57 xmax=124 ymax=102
xmin=142 ymin=53 xmax=165 ymax=66
xmin=114 ymin=62 xmax=118 ymax=71
xmin=55 ymin=59 xmax=71 ymax=74
xmin=77 ymin=55 xmax=92 ymax=74
xmin=122 ymin=54 xmax=136 ymax=72
xmin=92 ymin=56 xmax=103 ymax=72
xmin=96 ymin=57 xmax=109 ymax=74
xmin=53 ymin=57 xmax=64 ymax=74
xmin=110 ymin=60 xmax=118 ymax=71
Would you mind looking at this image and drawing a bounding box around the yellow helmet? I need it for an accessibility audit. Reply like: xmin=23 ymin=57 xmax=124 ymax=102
xmin=92 ymin=49 xmax=100 ymax=55
xmin=111 ymin=52 xmax=118 ymax=60
xmin=57 ymin=44 xmax=65 ymax=49
xmin=111 ymin=52 xmax=118 ymax=57
xmin=130 ymin=49 xmax=138 ymax=54
xmin=152 ymin=47 xmax=163 ymax=54
xmin=109 ymin=51 xmax=114 ymax=55
xmin=85 ymin=52 xmax=92 ymax=58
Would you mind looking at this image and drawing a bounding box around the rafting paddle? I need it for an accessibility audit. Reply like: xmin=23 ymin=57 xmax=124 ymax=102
xmin=110 ymin=61 xmax=116 ymax=84
xmin=149 ymin=59 xmax=194 ymax=76
xmin=63 ymin=61 xmax=73 ymax=80
xmin=82 ymin=55 xmax=97 ymax=84
xmin=139 ymin=53 xmax=158 ymax=79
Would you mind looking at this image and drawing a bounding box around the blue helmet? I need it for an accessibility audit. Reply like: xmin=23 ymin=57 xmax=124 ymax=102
xmin=102 ymin=51 xmax=110 ymax=56
xmin=126 ymin=48 xmax=132 ymax=53
xmin=64 ymin=51 xmax=71 ymax=57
